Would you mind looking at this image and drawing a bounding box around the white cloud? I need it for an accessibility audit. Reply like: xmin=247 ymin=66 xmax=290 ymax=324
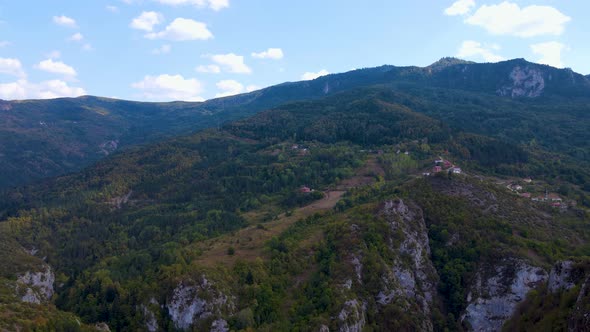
xmin=252 ymin=48 xmax=284 ymax=60
xmin=36 ymin=59 xmax=77 ymax=77
xmin=0 ymin=41 xmax=10 ymax=48
xmin=531 ymin=41 xmax=566 ymax=68
xmin=444 ymin=0 xmax=475 ymax=16
xmin=457 ymin=40 xmax=505 ymax=62
xmin=209 ymin=53 xmax=251 ymax=74
xmin=82 ymin=43 xmax=94 ymax=51
xmin=246 ymin=85 xmax=260 ymax=92
xmin=106 ymin=5 xmax=119 ymax=13
xmin=145 ymin=18 xmax=213 ymax=41
xmin=153 ymin=0 xmax=229 ymax=11
xmin=131 ymin=74 xmax=204 ymax=101
xmin=215 ymin=79 xmax=244 ymax=97
xmin=465 ymin=2 xmax=571 ymax=38
xmin=152 ymin=44 xmax=172 ymax=55
xmin=46 ymin=50 xmax=61 ymax=59
xmin=53 ymin=15 xmax=77 ymax=28
xmin=130 ymin=11 xmax=163 ymax=32
xmin=301 ymin=69 xmax=329 ymax=80
xmin=69 ymin=32 xmax=84 ymax=42
xmin=196 ymin=64 xmax=221 ymax=73
xmin=0 ymin=79 xmax=86 ymax=100
xmin=0 ymin=57 xmax=26 ymax=78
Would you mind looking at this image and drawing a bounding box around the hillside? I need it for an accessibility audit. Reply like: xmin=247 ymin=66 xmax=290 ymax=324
xmin=2 ymin=58 xmax=590 ymax=189
xmin=0 ymin=84 xmax=589 ymax=331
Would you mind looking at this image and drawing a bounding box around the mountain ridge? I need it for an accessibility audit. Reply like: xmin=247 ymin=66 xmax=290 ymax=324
xmin=0 ymin=58 xmax=589 ymax=190
xmin=1 ymin=73 xmax=590 ymax=331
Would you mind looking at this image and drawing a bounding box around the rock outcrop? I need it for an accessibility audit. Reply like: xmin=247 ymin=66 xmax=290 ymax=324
xmin=16 ymin=265 xmax=55 ymax=304
xmin=497 ymin=66 xmax=545 ymax=98
xmin=548 ymin=260 xmax=577 ymax=292
xmin=377 ymin=199 xmax=438 ymax=331
xmin=166 ymin=275 xmax=234 ymax=330
xmin=462 ymin=259 xmax=547 ymax=331
xmin=337 ymin=299 xmax=366 ymax=332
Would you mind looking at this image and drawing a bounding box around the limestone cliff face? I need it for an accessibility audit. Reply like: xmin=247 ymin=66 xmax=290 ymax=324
xmin=377 ymin=199 xmax=438 ymax=331
xmin=462 ymin=259 xmax=547 ymax=332
xmin=337 ymin=299 xmax=366 ymax=332
xmin=166 ymin=275 xmax=234 ymax=331
xmin=17 ymin=265 xmax=55 ymax=304
xmin=548 ymin=260 xmax=577 ymax=292
xmin=334 ymin=199 xmax=438 ymax=332
xmin=547 ymin=260 xmax=590 ymax=331
xmin=497 ymin=66 xmax=545 ymax=98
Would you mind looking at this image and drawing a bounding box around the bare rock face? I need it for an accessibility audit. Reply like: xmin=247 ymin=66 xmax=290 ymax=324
xmin=497 ymin=66 xmax=545 ymax=98
xmin=17 ymin=265 xmax=55 ymax=304
xmin=337 ymin=299 xmax=366 ymax=332
xmin=568 ymin=275 xmax=590 ymax=331
xmin=94 ymin=323 xmax=111 ymax=332
xmin=548 ymin=261 xmax=577 ymax=292
xmin=99 ymin=140 xmax=119 ymax=156
xmin=210 ymin=319 xmax=229 ymax=332
xmin=462 ymin=259 xmax=548 ymax=332
xmin=166 ymin=275 xmax=234 ymax=330
xmin=140 ymin=303 xmax=159 ymax=332
xmin=377 ymin=199 xmax=438 ymax=331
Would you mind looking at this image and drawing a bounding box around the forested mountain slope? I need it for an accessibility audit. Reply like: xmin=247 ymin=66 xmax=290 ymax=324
xmin=0 ymin=85 xmax=589 ymax=331
xmin=2 ymin=58 xmax=589 ymax=189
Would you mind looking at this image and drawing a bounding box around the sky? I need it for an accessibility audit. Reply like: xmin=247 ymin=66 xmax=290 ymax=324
xmin=0 ymin=0 xmax=588 ymax=101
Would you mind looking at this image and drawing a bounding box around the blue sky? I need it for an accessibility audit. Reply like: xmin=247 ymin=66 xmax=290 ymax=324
xmin=0 ymin=0 xmax=588 ymax=101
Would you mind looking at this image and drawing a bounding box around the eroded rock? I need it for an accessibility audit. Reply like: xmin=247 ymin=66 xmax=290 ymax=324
xmin=17 ymin=265 xmax=55 ymax=304
xmin=167 ymin=275 xmax=233 ymax=330
xmin=497 ymin=66 xmax=545 ymax=98
xmin=462 ymin=259 xmax=547 ymax=332
xmin=337 ymin=299 xmax=366 ymax=332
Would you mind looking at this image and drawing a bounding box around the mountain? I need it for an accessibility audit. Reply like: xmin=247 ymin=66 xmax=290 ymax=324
xmin=1 ymin=77 xmax=590 ymax=331
xmin=2 ymin=58 xmax=590 ymax=189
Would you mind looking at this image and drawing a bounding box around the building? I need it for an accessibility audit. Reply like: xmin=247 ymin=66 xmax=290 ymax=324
xmin=433 ymin=166 xmax=442 ymax=173
xmin=443 ymin=160 xmax=453 ymax=169
xmin=299 ymin=186 xmax=311 ymax=193
xmin=450 ymin=167 xmax=462 ymax=174
xmin=547 ymin=194 xmax=563 ymax=202
xmin=523 ymin=177 xmax=532 ymax=183
xmin=520 ymin=193 xmax=531 ymax=198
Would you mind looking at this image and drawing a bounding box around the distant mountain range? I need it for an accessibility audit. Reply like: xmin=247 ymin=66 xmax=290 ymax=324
xmin=0 ymin=58 xmax=589 ymax=189
xmin=1 ymin=58 xmax=590 ymax=331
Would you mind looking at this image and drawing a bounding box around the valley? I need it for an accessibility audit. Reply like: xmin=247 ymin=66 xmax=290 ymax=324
xmin=0 ymin=59 xmax=589 ymax=331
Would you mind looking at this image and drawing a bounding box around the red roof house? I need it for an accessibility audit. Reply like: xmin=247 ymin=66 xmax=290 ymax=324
xmin=299 ymin=186 xmax=311 ymax=193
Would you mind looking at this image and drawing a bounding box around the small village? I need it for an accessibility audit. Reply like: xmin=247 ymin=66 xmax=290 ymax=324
xmin=289 ymin=144 xmax=577 ymax=212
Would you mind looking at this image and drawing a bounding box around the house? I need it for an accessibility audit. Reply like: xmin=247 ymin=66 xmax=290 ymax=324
xmin=551 ymin=202 xmax=562 ymax=208
xmin=422 ymin=172 xmax=431 ymax=177
xmin=299 ymin=186 xmax=311 ymax=193
xmin=450 ymin=167 xmax=462 ymax=174
xmin=291 ymin=144 xmax=299 ymax=150
xmin=523 ymin=177 xmax=532 ymax=183
xmin=547 ymin=194 xmax=563 ymax=202
xmin=443 ymin=160 xmax=453 ymax=169
xmin=404 ymin=151 xmax=409 ymax=155
xmin=433 ymin=166 xmax=442 ymax=173
xmin=532 ymin=196 xmax=545 ymax=202
xmin=520 ymin=193 xmax=532 ymax=198
xmin=434 ymin=158 xmax=444 ymax=164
